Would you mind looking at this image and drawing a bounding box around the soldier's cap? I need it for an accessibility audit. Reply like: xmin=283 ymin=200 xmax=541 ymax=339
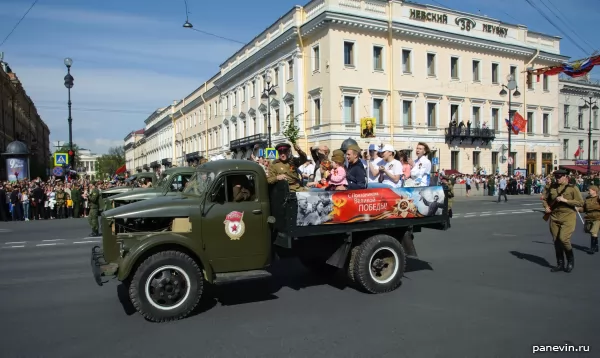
xmin=331 ymin=149 xmax=345 ymax=164
xmin=553 ymin=169 xmax=568 ymax=176
xmin=275 ymin=143 xmax=291 ymax=152
xmin=347 ymin=144 xmax=362 ymax=153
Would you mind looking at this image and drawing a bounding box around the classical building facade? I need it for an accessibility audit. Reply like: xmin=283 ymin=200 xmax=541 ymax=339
xmin=1 ymin=58 xmax=51 ymax=179
xmin=124 ymin=128 xmax=145 ymax=173
xmin=558 ymin=76 xmax=600 ymax=171
xmin=126 ymin=0 xmax=568 ymax=175
xmin=77 ymin=148 xmax=100 ymax=180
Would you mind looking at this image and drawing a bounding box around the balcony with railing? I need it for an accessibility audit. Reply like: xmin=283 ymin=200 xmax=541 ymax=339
xmin=229 ymin=133 xmax=269 ymax=150
xmin=444 ymin=127 xmax=496 ymax=145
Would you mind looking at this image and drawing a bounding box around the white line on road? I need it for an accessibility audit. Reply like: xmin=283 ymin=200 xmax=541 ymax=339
xmin=4 ymin=241 xmax=25 ymax=245
xmin=73 ymin=241 xmax=100 ymax=244
xmin=480 ymin=214 xmax=491 ymax=216
xmin=36 ymin=243 xmax=63 ymax=247
xmin=3 ymin=245 xmax=24 ymax=248
xmin=42 ymin=239 xmax=65 ymax=242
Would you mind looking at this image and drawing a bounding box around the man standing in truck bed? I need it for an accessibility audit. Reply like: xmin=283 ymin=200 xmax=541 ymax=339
xmin=267 ymin=142 xmax=308 ymax=192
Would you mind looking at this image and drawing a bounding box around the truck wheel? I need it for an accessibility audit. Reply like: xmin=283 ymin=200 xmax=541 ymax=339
xmin=347 ymin=246 xmax=360 ymax=282
xmin=129 ymin=250 xmax=203 ymax=322
xmin=352 ymin=234 xmax=406 ymax=294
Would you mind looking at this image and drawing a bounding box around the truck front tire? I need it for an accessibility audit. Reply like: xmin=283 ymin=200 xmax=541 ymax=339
xmin=351 ymin=234 xmax=406 ymax=293
xmin=129 ymin=250 xmax=203 ymax=322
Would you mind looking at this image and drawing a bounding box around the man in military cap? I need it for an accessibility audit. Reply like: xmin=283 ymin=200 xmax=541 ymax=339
xmin=542 ymin=169 xmax=584 ymax=273
xmin=71 ymin=183 xmax=81 ymax=219
xmin=88 ymin=181 xmax=101 ymax=236
xmin=267 ymin=142 xmax=308 ymax=192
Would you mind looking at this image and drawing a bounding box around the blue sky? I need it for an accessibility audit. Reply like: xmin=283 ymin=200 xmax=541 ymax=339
xmin=0 ymin=0 xmax=597 ymax=154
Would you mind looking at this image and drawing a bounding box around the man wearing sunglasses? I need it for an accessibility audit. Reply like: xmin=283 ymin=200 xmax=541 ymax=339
xmin=542 ymin=169 xmax=584 ymax=273
xmin=267 ymin=142 xmax=308 ymax=192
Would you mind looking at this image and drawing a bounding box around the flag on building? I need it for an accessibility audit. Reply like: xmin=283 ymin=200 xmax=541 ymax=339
xmin=531 ymin=55 xmax=600 ymax=80
xmin=574 ymin=146 xmax=584 ymax=157
xmin=505 ymin=118 xmax=519 ymax=135
xmin=512 ymin=112 xmax=527 ymax=134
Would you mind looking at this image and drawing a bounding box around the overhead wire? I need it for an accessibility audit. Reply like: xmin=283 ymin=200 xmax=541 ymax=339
xmin=0 ymin=0 xmax=40 ymax=48
xmin=543 ymin=0 xmax=597 ymax=53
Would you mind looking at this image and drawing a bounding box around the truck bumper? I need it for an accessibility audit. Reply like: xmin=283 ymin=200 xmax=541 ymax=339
xmin=91 ymin=245 xmax=119 ymax=286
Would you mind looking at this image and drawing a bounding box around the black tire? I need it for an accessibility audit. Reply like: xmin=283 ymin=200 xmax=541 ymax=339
xmin=299 ymin=257 xmax=338 ymax=276
xmin=347 ymin=245 xmax=360 ymax=282
xmin=129 ymin=250 xmax=203 ymax=322
xmin=352 ymin=234 xmax=406 ymax=294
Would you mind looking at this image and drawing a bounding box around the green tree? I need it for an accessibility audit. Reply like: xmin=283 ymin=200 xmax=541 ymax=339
xmin=53 ymin=143 xmax=81 ymax=168
xmin=95 ymin=146 xmax=125 ymax=179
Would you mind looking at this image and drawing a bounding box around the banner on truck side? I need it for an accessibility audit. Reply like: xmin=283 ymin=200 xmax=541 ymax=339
xmin=295 ymin=186 xmax=445 ymax=226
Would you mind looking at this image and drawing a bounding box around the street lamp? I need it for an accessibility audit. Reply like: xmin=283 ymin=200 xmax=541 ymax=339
xmin=182 ymin=0 xmax=193 ymax=28
xmin=260 ymin=73 xmax=277 ymax=148
xmin=581 ymin=96 xmax=599 ymax=177
xmin=63 ymin=57 xmax=74 ymax=166
xmin=499 ymin=74 xmax=521 ymax=176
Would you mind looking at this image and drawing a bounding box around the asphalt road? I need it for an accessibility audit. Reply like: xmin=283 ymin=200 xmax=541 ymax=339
xmin=0 ymin=195 xmax=598 ymax=358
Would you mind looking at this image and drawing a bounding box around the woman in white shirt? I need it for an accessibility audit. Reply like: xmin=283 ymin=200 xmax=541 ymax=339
xmin=367 ymin=144 xmax=403 ymax=188
xmin=407 ymin=142 xmax=432 ymax=187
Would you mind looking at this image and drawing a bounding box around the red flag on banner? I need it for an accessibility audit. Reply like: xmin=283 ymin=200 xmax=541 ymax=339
xmin=512 ymin=112 xmax=527 ymax=134
xmin=115 ymin=164 xmax=126 ymax=175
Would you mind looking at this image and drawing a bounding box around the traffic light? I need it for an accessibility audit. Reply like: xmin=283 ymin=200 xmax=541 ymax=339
xmin=68 ymin=150 xmax=74 ymax=166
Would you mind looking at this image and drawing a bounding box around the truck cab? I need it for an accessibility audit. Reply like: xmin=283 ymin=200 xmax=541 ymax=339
xmin=108 ymin=166 xmax=195 ymax=209
xmin=92 ymin=160 xmax=450 ymax=322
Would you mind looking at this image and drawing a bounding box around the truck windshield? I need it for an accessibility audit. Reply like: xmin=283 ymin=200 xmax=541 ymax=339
xmin=156 ymin=173 xmax=170 ymax=189
xmin=182 ymin=171 xmax=214 ymax=196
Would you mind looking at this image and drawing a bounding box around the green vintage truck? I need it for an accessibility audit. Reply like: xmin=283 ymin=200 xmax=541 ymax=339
xmin=99 ymin=172 xmax=158 ymax=212
xmin=108 ymin=167 xmax=195 ymax=209
xmin=91 ymin=160 xmax=450 ymax=322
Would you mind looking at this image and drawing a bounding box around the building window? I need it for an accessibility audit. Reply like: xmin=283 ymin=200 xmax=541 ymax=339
xmin=234 ymin=91 xmax=237 ymax=107
xmin=242 ymin=121 xmax=247 ymax=137
xmin=527 ymin=72 xmax=533 ymax=90
xmin=288 ymin=60 xmax=294 ymax=80
xmin=472 ymin=60 xmax=480 ymax=82
xmin=402 ymin=49 xmax=411 ymax=73
xmin=344 ymin=41 xmax=354 ymax=66
xmin=564 ymin=104 xmax=570 ymax=127
xmin=527 ymin=112 xmax=533 ymax=134
xmin=275 ymin=109 xmax=281 ymax=132
xmin=403 ymin=100 xmax=413 ymax=126
xmin=251 ymin=80 xmax=256 ymax=98
xmin=273 ymin=68 xmax=279 ymax=86
xmin=288 ymin=104 xmax=295 ymax=122
xmin=373 ymin=98 xmax=383 ymax=125
xmin=492 ymin=63 xmax=499 ymax=84
xmin=451 ymin=151 xmax=459 ymax=170
xmin=343 ymin=96 xmax=355 ymax=123
xmin=450 ymin=104 xmax=459 ymax=124
xmin=578 ymin=108 xmax=584 ymax=129
xmin=242 ymin=87 xmax=246 ymax=102
xmin=314 ymin=98 xmax=321 ymax=126
xmin=252 ymin=116 xmax=257 ymax=135
xmin=473 ymin=151 xmax=480 ymax=168
xmin=427 ymin=53 xmax=436 ymax=76
xmin=594 ymin=140 xmax=598 ymax=160
xmin=543 ymin=75 xmax=549 ymax=91
xmin=313 ymin=46 xmax=320 ymax=71
xmin=450 ymin=57 xmax=459 ymax=79
xmin=595 ymin=109 xmax=599 ymax=129
xmin=427 ymin=102 xmax=437 ymax=127
xmin=510 ymin=66 xmax=517 ymax=83
xmin=578 ymin=140 xmax=585 ymax=158
xmin=472 ymin=106 xmax=481 ymax=127
xmin=492 ymin=108 xmax=499 ymax=132
xmin=543 ymin=113 xmax=549 ymax=134
xmin=373 ymin=46 xmax=383 ymax=71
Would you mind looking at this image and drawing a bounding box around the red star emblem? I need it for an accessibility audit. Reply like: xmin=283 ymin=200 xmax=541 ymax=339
xmin=231 ymin=224 xmax=238 ymax=232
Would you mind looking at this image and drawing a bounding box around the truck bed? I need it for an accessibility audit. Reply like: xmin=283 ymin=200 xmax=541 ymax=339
xmin=269 ymin=181 xmax=450 ymax=238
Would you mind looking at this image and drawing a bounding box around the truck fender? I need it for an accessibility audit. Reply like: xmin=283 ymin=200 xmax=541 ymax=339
xmin=117 ymin=233 xmax=213 ymax=283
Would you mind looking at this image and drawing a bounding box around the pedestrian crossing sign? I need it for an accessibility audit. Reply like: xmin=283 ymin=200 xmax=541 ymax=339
xmin=54 ymin=153 xmax=68 ymax=166
xmin=265 ymin=148 xmax=278 ymax=160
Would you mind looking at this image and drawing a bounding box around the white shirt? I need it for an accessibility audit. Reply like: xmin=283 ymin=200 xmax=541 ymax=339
xmin=376 ymin=159 xmax=403 ymax=187
xmin=367 ymin=160 xmax=380 ymax=183
xmin=410 ymin=155 xmax=432 ymax=186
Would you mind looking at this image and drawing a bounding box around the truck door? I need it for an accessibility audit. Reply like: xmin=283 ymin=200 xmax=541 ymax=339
xmin=202 ymin=171 xmax=270 ymax=272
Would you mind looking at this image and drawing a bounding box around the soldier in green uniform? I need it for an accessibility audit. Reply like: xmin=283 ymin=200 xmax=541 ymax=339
xmin=55 ymin=186 xmax=66 ymax=219
xmin=578 ymin=185 xmax=600 ymax=253
xmin=267 ymin=142 xmax=308 ymax=192
xmin=71 ymin=184 xmax=81 ymax=219
xmin=542 ymin=169 xmax=584 ymax=273
xmin=487 ymin=175 xmax=495 ymax=196
xmin=88 ymin=182 xmax=101 ymax=236
xmin=440 ymin=175 xmax=454 ymax=217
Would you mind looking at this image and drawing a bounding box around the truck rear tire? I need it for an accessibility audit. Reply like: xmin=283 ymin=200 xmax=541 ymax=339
xmin=351 ymin=234 xmax=406 ymax=294
xmin=129 ymin=250 xmax=203 ymax=322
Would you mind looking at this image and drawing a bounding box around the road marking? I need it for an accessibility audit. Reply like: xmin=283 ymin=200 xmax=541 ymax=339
xmin=480 ymin=214 xmax=491 ymax=216
xmin=36 ymin=243 xmax=63 ymax=247
xmin=43 ymin=239 xmax=65 ymax=242
xmin=493 ymin=233 xmax=517 ymax=237
xmin=3 ymin=245 xmax=24 ymax=248
xmin=4 ymin=241 xmax=25 ymax=245
xmin=73 ymin=241 xmax=100 ymax=244
xmin=496 ymin=212 xmax=508 ymax=215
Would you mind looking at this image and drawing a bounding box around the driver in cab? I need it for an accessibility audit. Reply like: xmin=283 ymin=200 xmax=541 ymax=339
xmin=230 ymin=175 xmax=254 ymax=202
xmin=267 ymin=142 xmax=308 ymax=192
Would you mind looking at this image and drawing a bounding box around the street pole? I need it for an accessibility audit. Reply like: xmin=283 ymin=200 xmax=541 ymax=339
xmin=499 ymin=74 xmax=520 ymax=176
xmin=582 ymin=95 xmax=598 ymax=178
xmin=63 ymin=58 xmax=74 ymax=165
xmin=261 ymin=74 xmax=277 ymax=149
xmin=267 ymin=95 xmax=272 ymax=148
